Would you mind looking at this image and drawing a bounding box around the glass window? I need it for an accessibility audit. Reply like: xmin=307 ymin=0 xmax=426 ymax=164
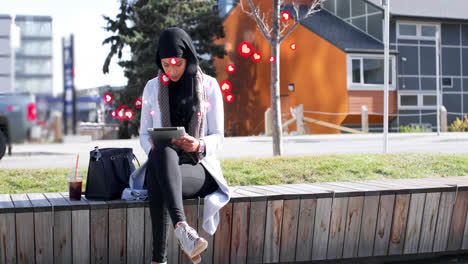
xmin=16 ymin=40 xmax=52 ymax=56
xmin=401 ymin=95 xmax=418 ymax=106
xmin=367 ymin=14 xmax=383 ymax=41
xmin=351 ymin=0 xmax=365 ymax=17
xmin=423 ymin=95 xmax=437 ymax=106
xmin=352 ymin=17 xmax=366 ymax=32
xmin=322 ymin=0 xmax=335 ymax=14
xmin=15 ymin=58 xmax=52 ymax=75
xmin=363 ymin=59 xmax=384 ymax=84
xmin=442 ymin=77 xmax=452 ymax=87
xmin=399 ymin=24 xmax=417 ymax=36
xmin=16 ymin=20 xmax=52 ymax=37
xmin=336 ymin=0 xmax=350 ymax=20
xmin=421 ymin=25 xmax=436 ymax=37
xmin=352 ymin=59 xmax=361 ymax=83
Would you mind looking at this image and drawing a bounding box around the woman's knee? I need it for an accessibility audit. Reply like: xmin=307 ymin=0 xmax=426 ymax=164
xmin=149 ymin=143 xmax=178 ymax=160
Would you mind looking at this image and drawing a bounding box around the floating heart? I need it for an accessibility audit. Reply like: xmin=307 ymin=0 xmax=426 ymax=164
xmin=226 ymin=64 xmax=235 ymax=74
xmin=170 ymin=57 xmax=177 ymax=65
xmin=149 ymin=110 xmax=156 ymax=117
xmin=225 ymin=92 xmax=234 ymax=103
xmin=134 ymin=98 xmax=142 ymax=108
xmin=281 ymin=11 xmax=291 ymax=22
xmin=197 ymin=112 xmax=201 ymax=117
xmin=104 ymin=93 xmax=113 ymax=104
xmin=220 ymin=80 xmax=232 ymax=93
xmin=290 ymin=43 xmax=296 ymax=50
xmin=124 ymin=109 xmax=135 ymax=121
xmin=238 ymin=41 xmax=253 ymax=57
xmin=251 ymin=51 xmax=262 ymax=62
xmin=204 ymin=100 xmax=212 ymax=110
xmin=116 ymin=105 xmax=128 ymax=121
xmin=269 ymin=56 xmax=276 ymax=63
xmin=160 ymin=73 xmax=171 ymax=85
xmin=111 ymin=110 xmax=116 ymax=117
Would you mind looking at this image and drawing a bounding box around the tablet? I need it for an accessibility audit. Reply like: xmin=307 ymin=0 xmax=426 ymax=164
xmin=147 ymin=127 xmax=186 ymax=144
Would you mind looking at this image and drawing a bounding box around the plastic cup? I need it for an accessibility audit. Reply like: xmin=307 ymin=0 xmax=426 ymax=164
xmin=67 ymin=168 xmax=83 ymax=200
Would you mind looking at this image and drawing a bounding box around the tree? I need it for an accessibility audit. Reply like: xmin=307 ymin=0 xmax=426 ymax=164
xmin=102 ymin=0 xmax=226 ymax=138
xmin=240 ymin=0 xmax=321 ymax=156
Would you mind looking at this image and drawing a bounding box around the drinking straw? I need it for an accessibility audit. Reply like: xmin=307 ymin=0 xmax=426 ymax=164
xmin=74 ymin=154 xmax=79 ymax=182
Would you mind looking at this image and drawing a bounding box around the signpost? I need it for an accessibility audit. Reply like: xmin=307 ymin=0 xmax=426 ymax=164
xmin=62 ymin=35 xmax=76 ymax=135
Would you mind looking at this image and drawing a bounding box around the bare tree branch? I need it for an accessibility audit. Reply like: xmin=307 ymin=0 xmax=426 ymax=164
xmin=279 ymin=0 xmax=322 ymax=43
xmin=240 ymin=0 xmax=272 ymax=44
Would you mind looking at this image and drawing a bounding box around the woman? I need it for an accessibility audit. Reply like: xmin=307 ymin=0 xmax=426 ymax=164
xmin=138 ymin=27 xmax=230 ymax=264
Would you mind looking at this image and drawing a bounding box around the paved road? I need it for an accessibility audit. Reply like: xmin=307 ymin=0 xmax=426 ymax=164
xmin=1 ymin=132 xmax=468 ymax=169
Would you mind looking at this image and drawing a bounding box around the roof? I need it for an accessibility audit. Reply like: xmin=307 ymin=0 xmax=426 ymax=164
xmin=366 ymin=0 xmax=468 ymax=21
xmin=294 ymin=7 xmax=392 ymax=54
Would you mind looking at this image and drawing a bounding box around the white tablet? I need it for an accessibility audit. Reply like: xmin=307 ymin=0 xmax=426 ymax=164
xmin=147 ymin=127 xmax=186 ymax=144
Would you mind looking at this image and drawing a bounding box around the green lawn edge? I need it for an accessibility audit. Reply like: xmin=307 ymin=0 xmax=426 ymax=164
xmin=1 ymin=153 xmax=468 ymax=194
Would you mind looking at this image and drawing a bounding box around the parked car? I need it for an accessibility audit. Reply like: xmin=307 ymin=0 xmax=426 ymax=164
xmin=0 ymin=94 xmax=37 ymax=160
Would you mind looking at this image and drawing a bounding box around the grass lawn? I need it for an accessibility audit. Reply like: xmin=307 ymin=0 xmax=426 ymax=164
xmin=1 ymin=153 xmax=468 ymax=194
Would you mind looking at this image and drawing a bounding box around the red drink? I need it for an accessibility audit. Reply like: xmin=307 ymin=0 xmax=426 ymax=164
xmin=69 ymin=181 xmax=83 ymax=200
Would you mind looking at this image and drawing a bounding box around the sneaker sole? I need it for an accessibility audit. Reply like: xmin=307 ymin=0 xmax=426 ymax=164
xmin=190 ymin=238 xmax=208 ymax=258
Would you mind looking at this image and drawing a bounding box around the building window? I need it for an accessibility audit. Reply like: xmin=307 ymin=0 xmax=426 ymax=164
xmin=347 ymin=54 xmax=395 ymax=90
xmin=397 ymin=22 xmax=439 ymax=39
xmin=442 ymin=77 xmax=452 ymax=87
xmin=399 ymin=92 xmax=438 ymax=109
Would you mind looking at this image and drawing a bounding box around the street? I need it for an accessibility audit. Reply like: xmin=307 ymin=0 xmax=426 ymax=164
xmin=1 ymin=132 xmax=468 ymax=169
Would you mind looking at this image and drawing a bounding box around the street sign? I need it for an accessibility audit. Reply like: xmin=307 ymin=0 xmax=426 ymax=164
xmin=62 ymin=35 xmax=76 ymax=135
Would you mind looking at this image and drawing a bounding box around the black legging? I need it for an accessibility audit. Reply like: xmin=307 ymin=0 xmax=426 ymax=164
xmin=145 ymin=143 xmax=218 ymax=263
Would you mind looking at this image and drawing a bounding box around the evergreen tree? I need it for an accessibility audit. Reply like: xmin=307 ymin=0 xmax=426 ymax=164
xmin=103 ymin=0 xmax=226 ymax=138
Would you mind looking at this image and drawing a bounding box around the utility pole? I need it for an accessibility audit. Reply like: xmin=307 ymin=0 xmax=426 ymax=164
xmin=382 ymin=0 xmax=390 ymax=153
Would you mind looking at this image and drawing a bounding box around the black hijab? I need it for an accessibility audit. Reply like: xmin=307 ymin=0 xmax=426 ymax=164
xmin=156 ymin=27 xmax=199 ymax=131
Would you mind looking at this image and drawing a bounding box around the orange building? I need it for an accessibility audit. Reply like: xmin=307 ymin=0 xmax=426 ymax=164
xmin=215 ymin=0 xmax=397 ymax=136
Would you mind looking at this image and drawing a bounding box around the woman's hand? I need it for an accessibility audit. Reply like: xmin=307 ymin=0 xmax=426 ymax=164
xmin=172 ymin=135 xmax=200 ymax=152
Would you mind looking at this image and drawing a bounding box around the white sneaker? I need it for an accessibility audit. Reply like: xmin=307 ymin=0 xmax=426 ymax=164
xmin=174 ymin=222 xmax=208 ymax=259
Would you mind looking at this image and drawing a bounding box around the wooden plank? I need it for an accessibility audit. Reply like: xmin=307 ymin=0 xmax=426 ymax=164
xmin=144 ymin=207 xmax=153 ymax=264
xmin=303 ymin=116 xmax=363 ymax=134
xmin=358 ymin=195 xmax=379 ymax=257
xmin=263 ymin=199 xmax=284 ymax=263
xmin=463 ymin=208 xmax=468 ymax=250
xmin=108 ymin=208 xmax=126 ymax=264
xmin=342 ymin=196 xmax=364 ymax=258
xmin=404 ymin=193 xmax=426 ymax=254
xmin=418 ymin=192 xmax=441 ymax=253
xmin=230 ymin=202 xmax=250 ymax=264
xmin=247 ymin=201 xmax=267 ymax=264
xmin=373 ymin=194 xmax=395 ymax=256
xmin=127 ymin=207 xmax=145 ymax=264
xmin=27 ymin=193 xmax=53 ymax=264
xmin=213 ymin=203 xmax=233 ymax=264
xmin=167 ymin=216 xmax=179 ymax=264
xmin=0 ymin=194 xmax=16 ymax=264
xmin=59 ymin=192 xmax=90 ymax=264
xmin=44 ymin=192 xmax=73 ymax=264
xmin=312 ymin=198 xmax=332 ymax=260
xmin=294 ymin=199 xmax=317 ymax=262
xmin=448 ymin=191 xmax=468 ymax=251
xmin=279 ymin=199 xmax=300 ymax=262
xmin=90 ymin=209 xmax=109 ymax=264
xmin=197 ymin=205 xmax=213 ymax=264
xmin=433 ymin=191 xmax=456 ymax=252
xmin=180 ymin=204 xmax=198 ymax=264
xmin=327 ymin=197 xmax=348 ymax=259
xmin=388 ymin=194 xmax=410 ymax=255
xmin=10 ymin=194 xmax=35 ymax=264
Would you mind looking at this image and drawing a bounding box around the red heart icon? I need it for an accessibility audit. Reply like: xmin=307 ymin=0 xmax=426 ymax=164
xmin=281 ymin=11 xmax=291 ymax=22
xmin=149 ymin=109 xmax=156 ymax=117
xmin=197 ymin=112 xmax=201 ymax=117
xmin=238 ymin=41 xmax=253 ymax=57
xmin=124 ymin=109 xmax=135 ymax=121
xmin=251 ymin=51 xmax=262 ymax=62
xmin=219 ymin=80 xmax=232 ymax=93
xmin=116 ymin=105 xmax=129 ymax=121
xmin=111 ymin=110 xmax=116 ymax=117
xmin=226 ymin=64 xmax=236 ymax=74
xmin=170 ymin=57 xmax=177 ymax=65
xmin=224 ymin=92 xmax=234 ymax=103
xmin=160 ymin=73 xmax=172 ymax=85
xmin=134 ymin=98 xmax=142 ymax=108
xmin=290 ymin=43 xmax=296 ymax=50
xmin=269 ymin=56 xmax=276 ymax=63
xmin=104 ymin=93 xmax=114 ymax=104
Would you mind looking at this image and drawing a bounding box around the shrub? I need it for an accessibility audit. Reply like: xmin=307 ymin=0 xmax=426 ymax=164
xmin=399 ymin=124 xmax=427 ymax=133
xmin=449 ymin=115 xmax=468 ymax=132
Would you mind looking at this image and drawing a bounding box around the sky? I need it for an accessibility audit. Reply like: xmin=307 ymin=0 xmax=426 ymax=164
xmin=0 ymin=0 xmax=130 ymax=96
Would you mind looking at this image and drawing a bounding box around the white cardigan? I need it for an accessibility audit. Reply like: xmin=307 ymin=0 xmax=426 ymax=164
xmin=128 ymin=73 xmax=231 ymax=235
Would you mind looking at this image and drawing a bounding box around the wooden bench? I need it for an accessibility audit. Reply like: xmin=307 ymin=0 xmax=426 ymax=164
xmin=1 ymin=176 xmax=468 ymax=264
